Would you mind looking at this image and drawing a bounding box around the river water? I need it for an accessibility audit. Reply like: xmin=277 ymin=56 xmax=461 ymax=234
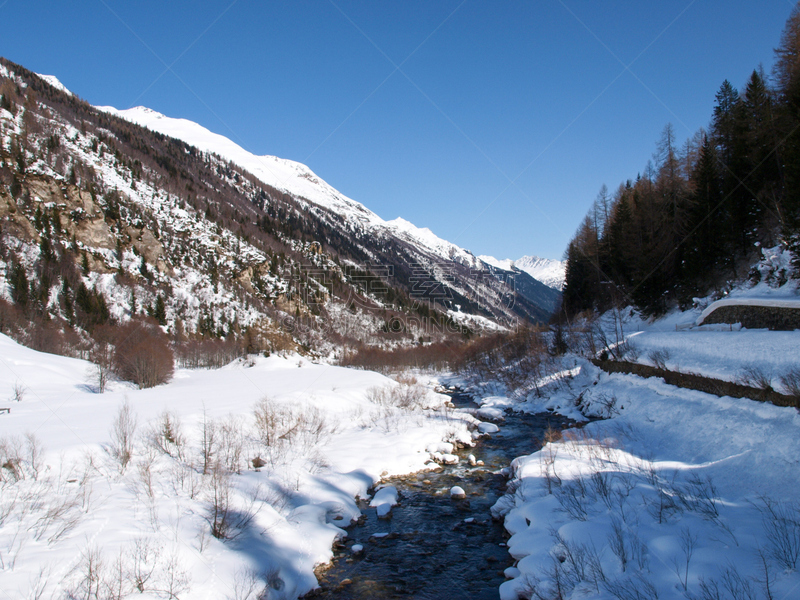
xmin=304 ymin=390 xmax=576 ymax=599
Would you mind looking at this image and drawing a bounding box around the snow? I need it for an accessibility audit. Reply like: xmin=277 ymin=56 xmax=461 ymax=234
xmin=476 ymin=406 xmax=505 ymax=421
xmin=477 ymin=422 xmax=499 ymax=434
xmin=369 ymin=486 xmax=399 ymax=518
xmin=35 ymin=73 xmax=72 ymax=96
xmin=0 ymin=334 xmax=478 ymax=599
xmin=449 ymin=486 xmax=466 ymax=499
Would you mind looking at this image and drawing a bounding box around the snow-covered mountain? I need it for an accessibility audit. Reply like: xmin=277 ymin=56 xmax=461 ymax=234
xmin=0 ymin=59 xmax=561 ymax=354
xmin=97 ymin=104 xmax=383 ymax=228
xmin=479 ymin=254 xmax=565 ymax=291
xmin=98 ymin=105 xmax=482 ymax=266
xmin=95 ymin=102 xmax=559 ymax=319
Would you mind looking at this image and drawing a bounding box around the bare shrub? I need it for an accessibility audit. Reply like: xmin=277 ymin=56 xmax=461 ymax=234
xmin=205 ymin=462 xmax=261 ymax=541
xmin=252 ymin=397 xmax=333 ymax=465
xmin=1 ymin=435 xmax=24 ymax=482
xmin=76 ymin=546 xmax=105 ymax=599
xmin=136 ymin=452 xmax=158 ymax=524
xmin=147 ymin=411 xmax=186 ymax=460
xmin=104 ymin=548 xmax=131 ymax=600
xmin=540 ymin=436 xmax=561 ymax=494
xmin=366 ymin=382 xmax=427 ymax=410
xmin=671 ymin=527 xmax=698 ymax=593
xmin=590 ymin=469 xmax=614 ymax=508
xmin=621 ymin=340 xmax=641 ymax=362
xmin=24 ymin=432 xmax=43 ymax=480
xmin=606 ymin=511 xmax=647 ymax=573
xmin=207 ymin=461 xmax=232 ymax=539
xmin=156 ymin=551 xmax=191 ymax=600
xmin=608 ymin=515 xmax=629 ymax=571
xmin=0 ymin=434 xmax=44 ymax=482
xmin=129 ymin=537 xmax=161 ymax=593
xmin=680 ymin=472 xmax=720 ymax=519
xmin=253 ymin=397 xmax=288 ymax=449
xmin=87 ymin=329 xmax=115 ymax=393
xmin=647 ymin=348 xmax=670 ymax=370
xmin=779 ymin=367 xmax=800 ymax=403
xmin=555 ymin=474 xmax=592 ymax=521
xmin=648 ymin=486 xmax=681 ymax=524
xmin=549 ymin=529 xmax=603 ymax=591
xmin=698 ymin=565 xmax=759 ymax=600
xmin=113 ymin=318 xmax=174 ymax=389
xmin=109 ymin=401 xmax=137 ymax=473
xmin=199 ymin=409 xmax=217 ymax=475
xmin=31 ymin=481 xmax=84 ymax=544
xmin=756 ymin=496 xmax=800 ymax=570
xmin=10 ymin=381 xmax=27 ymax=402
xmin=228 ymin=567 xmax=267 ymax=600
xmin=603 ymin=572 xmax=659 ymax=600
xmin=594 ymin=393 xmax=620 ymax=418
xmin=736 ymin=364 xmax=773 ymax=391
xmin=218 ymin=415 xmax=245 ymax=474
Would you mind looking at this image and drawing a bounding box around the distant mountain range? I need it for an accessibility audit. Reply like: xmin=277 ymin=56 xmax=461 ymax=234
xmin=479 ymin=255 xmax=565 ymax=291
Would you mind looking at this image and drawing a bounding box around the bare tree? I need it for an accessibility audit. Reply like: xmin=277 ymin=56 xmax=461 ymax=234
xmin=109 ymin=401 xmax=137 ymax=473
xmin=199 ymin=408 xmax=217 ymax=475
xmin=88 ymin=338 xmax=114 ymax=393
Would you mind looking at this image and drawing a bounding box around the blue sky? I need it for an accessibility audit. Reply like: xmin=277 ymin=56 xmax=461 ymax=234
xmin=0 ymin=1 xmax=794 ymax=260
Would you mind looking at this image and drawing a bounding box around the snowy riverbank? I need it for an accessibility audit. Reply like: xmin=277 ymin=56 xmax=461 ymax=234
xmin=490 ymin=322 xmax=800 ymax=600
xmin=0 ymin=334 xmax=484 ymax=599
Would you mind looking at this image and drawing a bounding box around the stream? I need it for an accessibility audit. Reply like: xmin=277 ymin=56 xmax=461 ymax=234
xmin=304 ymin=389 xmax=576 ymax=599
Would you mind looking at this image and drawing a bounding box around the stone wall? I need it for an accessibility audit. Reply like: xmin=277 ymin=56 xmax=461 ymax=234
xmin=701 ymin=305 xmax=800 ymax=330
xmin=592 ymin=359 xmax=798 ymax=408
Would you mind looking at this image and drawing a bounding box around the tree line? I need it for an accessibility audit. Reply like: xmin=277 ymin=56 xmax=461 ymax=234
xmin=562 ymin=6 xmax=800 ymax=317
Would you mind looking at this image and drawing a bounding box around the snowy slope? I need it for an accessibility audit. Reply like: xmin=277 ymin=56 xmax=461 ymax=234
xmin=479 ymin=254 xmax=565 ymax=290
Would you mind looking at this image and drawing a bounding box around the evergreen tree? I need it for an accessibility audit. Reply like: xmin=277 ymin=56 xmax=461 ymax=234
xmin=9 ymin=263 xmax=29 ymax=308
xmin=153 ymin=294 xmax=167 ymax=326
xmin=774 ymin=4 xmax=800 ymax=262
xmin=683 ymin=136 xmax=723 ymax=290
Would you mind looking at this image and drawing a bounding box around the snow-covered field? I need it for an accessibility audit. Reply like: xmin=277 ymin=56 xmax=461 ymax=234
xmin=625 ymin=328 xmax=800 ymax=391
xmin=0 ymin=334 xmax=480 ymax=599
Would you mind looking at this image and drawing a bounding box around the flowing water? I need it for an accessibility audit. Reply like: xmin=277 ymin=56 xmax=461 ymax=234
xmin=304 ymin=390 xmax=576 ymax=599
